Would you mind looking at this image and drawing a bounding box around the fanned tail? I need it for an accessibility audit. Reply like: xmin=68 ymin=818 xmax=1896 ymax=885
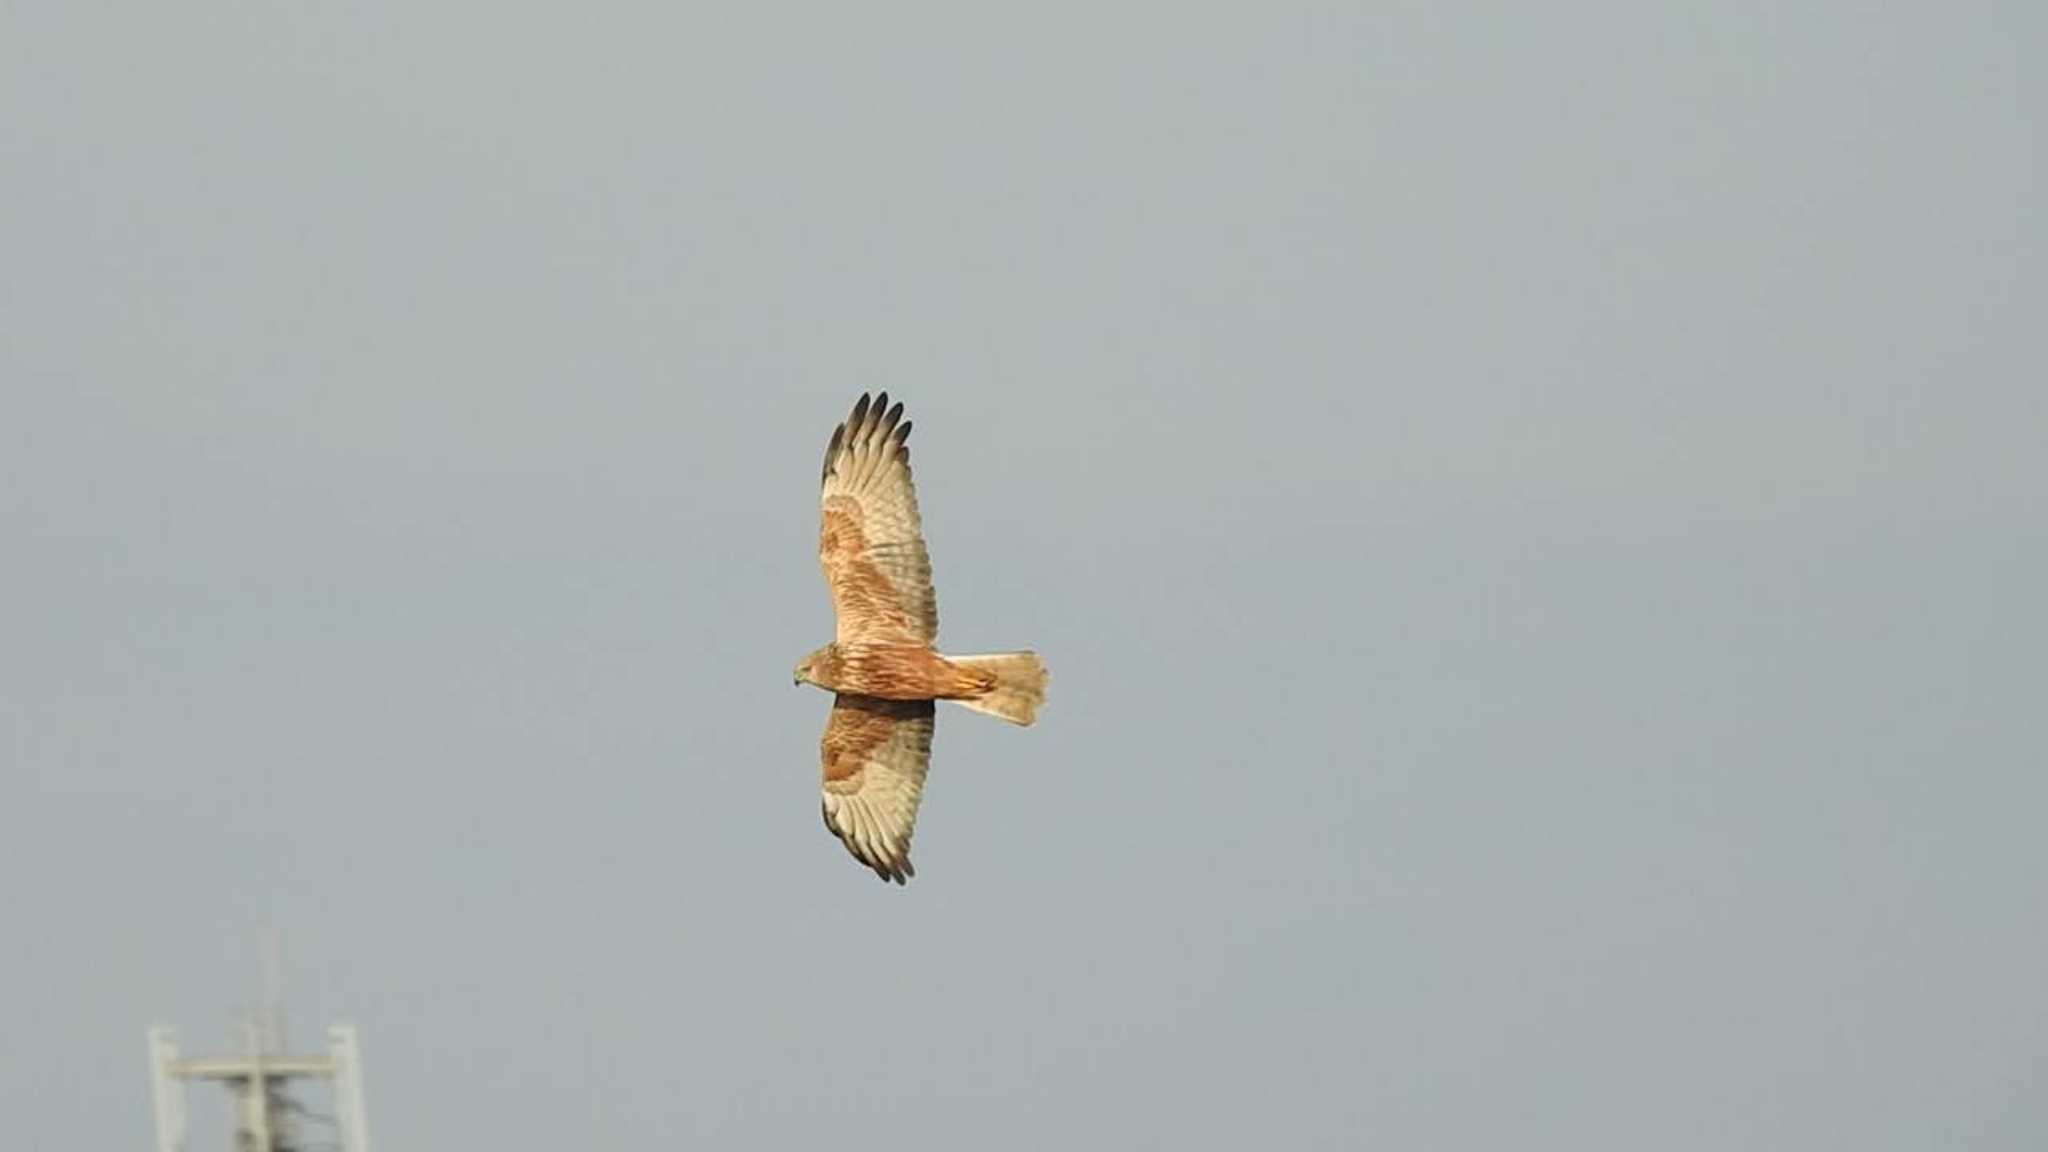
xmin=945 ymin=652 xmax=1048 ymax=726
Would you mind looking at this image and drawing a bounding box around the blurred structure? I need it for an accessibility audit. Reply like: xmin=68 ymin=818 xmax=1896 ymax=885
xmin=147 ymin=933 xmax=370 ymax=1152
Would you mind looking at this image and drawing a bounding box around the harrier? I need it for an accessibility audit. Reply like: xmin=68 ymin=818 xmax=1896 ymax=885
xmin=794 ymin=393 xmax=1047 ymax=884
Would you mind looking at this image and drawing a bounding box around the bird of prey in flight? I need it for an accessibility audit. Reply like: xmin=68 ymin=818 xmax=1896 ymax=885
xmin=793 ymin=393 xmax=1047 ymax=884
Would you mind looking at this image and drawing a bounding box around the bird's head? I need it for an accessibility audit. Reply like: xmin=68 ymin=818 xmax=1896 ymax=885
xmin=793 ymin=644 xmax=835 ymax=688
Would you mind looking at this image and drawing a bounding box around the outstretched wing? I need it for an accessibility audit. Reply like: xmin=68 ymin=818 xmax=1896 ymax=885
xmin=819 ymin=392 xmax=937 ymax=645
xmin=820 ymin=694 xmax=936 ymax=884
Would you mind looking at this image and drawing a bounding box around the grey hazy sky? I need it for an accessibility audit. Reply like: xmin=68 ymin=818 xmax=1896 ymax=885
xmin=4 ymin=4 xmax=2043 ymax=1148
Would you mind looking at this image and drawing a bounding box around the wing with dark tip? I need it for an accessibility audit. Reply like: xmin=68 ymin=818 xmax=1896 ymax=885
xmin=819 ymin=693 xmax=935 ymax=884
xmin=817 ymin=391 xmax=938 ymax=644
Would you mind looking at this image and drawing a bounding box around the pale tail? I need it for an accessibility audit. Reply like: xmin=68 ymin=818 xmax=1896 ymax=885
xmin=947 ymin=652 xmax=1048 ymax=726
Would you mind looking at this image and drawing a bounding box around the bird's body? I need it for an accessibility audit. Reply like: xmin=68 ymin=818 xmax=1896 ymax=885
xmin=799 ymin=642 xmax=993 ymax=701
xmin=794 ymin=393 xmax=1047 ymax=884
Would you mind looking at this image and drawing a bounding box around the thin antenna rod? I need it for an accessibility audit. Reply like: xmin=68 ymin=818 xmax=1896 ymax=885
xmin=260 ymin=924 xmax=286 ymax=1053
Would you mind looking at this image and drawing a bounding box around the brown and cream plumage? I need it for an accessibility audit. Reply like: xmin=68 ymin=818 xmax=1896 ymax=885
xmin=794 ymin=393 xmax=1047 ymax=884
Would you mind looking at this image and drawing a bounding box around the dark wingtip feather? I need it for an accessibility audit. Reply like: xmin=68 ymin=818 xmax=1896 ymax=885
xmin=871 ymin=401 xmax=902 ymax=451
xmin=849 ymin=393 xmax=871 ymax=432
xmin=867 ymin=392 xmax=890 ymax=442
xmin=821 ymin=422 xmax=846 ymax=484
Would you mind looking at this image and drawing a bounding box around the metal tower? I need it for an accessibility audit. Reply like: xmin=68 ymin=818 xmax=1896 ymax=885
xmin=147 ymin=935 xmax=371 ymax=1152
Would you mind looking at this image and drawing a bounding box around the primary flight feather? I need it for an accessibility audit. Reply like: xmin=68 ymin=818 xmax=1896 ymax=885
xmin=793 ymin=393 xmax=1047 ymax=884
